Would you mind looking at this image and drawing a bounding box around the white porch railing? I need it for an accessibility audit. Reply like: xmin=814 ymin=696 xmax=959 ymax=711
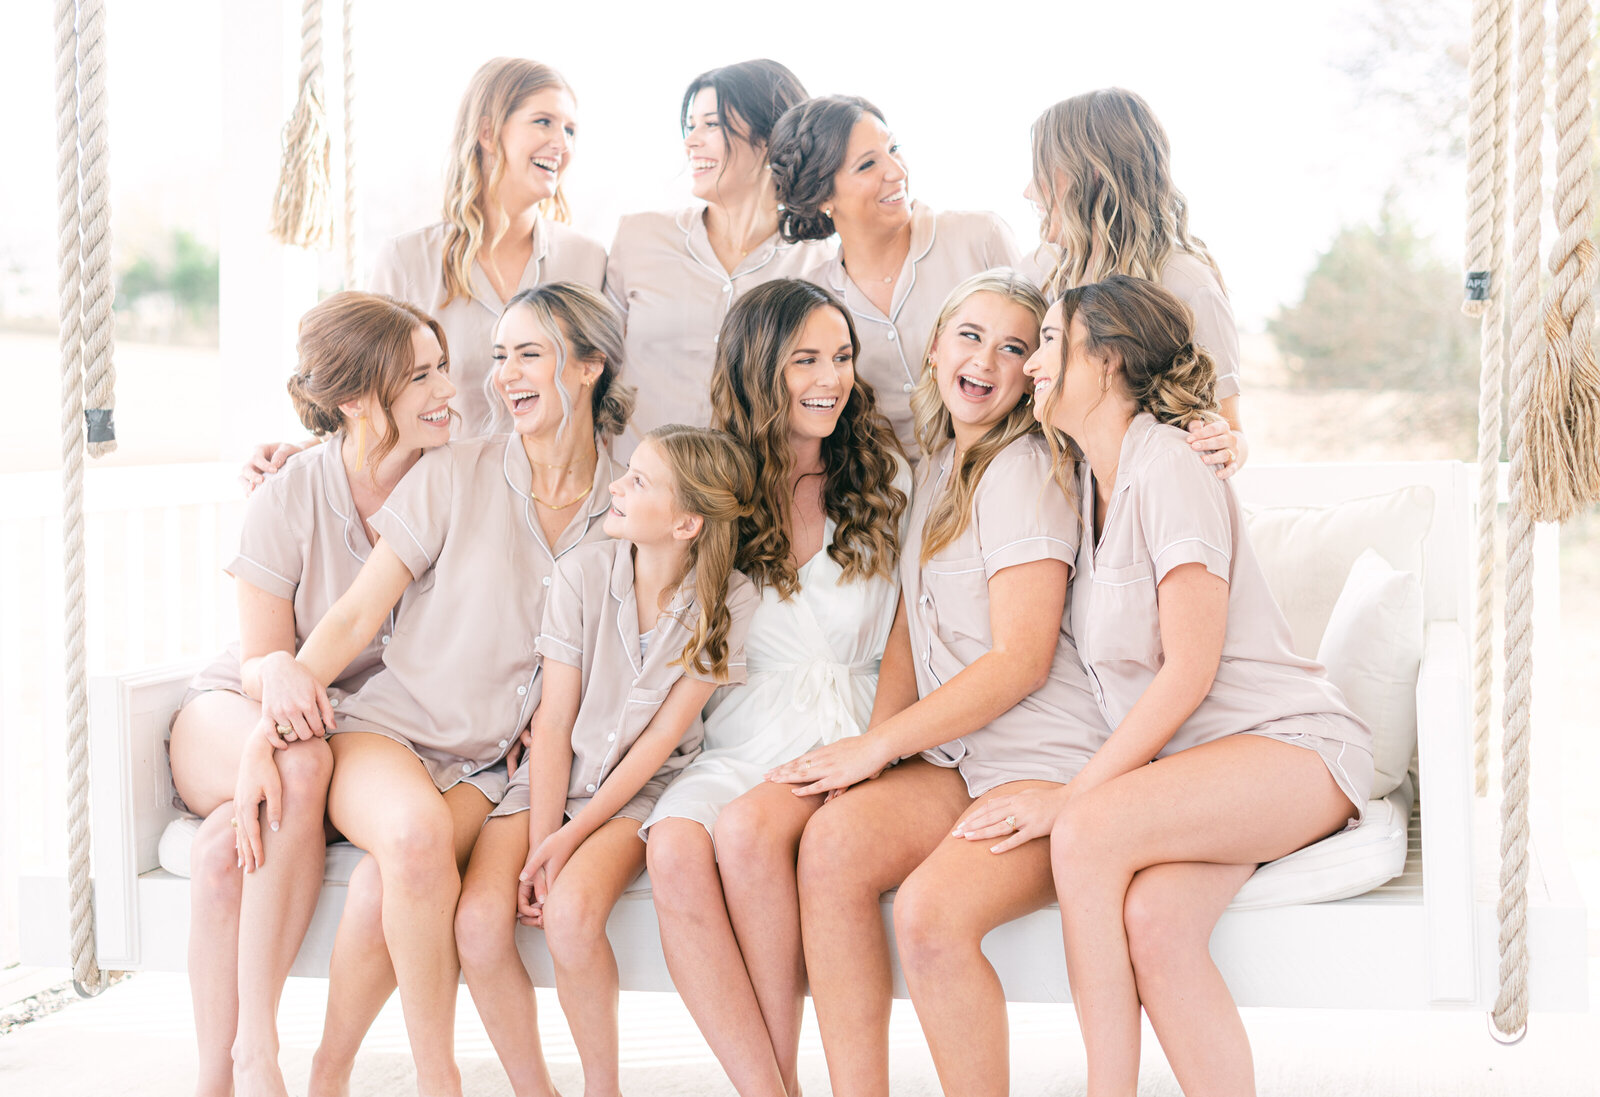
xmin=0 ymin=462 xmax=242 ymax=965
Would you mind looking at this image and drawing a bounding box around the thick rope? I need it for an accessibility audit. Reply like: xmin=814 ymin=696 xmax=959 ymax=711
xmin=77 ymin=0 xmax=115 ymax=459
xmin=55 ymin=0 xmax=103 ymax=998
xmin=1527 ymin=0 xmax=1600 ymax=521
xmin=1465 ymin=0 xmax=1514 ymax=796
xmin=341 ymin=0 xmax=358 ymax=288
xmin=269 ymin=0 xmax=334 ymax=249
xmin=1495 ymin=0 xmax=1544 ymax=1040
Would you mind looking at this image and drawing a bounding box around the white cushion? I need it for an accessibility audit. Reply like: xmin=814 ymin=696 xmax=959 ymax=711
xmin=1316 ymin=549 xmax=1424 ymax=799
xmin=158 ymin=815 xmax=367 ymax=882
xmin=1244 ymin=486 xmax=1434 ymax=658
xmin=1229 ymin=777 xmax=1413 ymax=910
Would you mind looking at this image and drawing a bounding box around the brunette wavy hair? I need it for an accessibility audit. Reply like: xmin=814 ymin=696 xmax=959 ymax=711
xmin=647 ymin=425 xmax=758 ymax=681
xmin=709 ymin=278 xmax=906 ymax=598
xmin=441 ymin=58 xmax=575 ymax=307
xmin=287 ymin=292 xmax=451 ymax=471
xmin=909 ymin=270 xmax=1055 ymax=563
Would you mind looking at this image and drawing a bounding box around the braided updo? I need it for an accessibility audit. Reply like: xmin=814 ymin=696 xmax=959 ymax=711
xmin=1056 ymin=274 xmax=1221 ymax=430
xmin=769 ymin=95 xmax=885 ymax=243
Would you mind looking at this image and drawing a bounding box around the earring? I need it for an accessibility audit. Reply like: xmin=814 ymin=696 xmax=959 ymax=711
xmin=823 ymin=207 xmax=833 ymax=219
xmin=354 ymin=414 xmax=368 ymax=472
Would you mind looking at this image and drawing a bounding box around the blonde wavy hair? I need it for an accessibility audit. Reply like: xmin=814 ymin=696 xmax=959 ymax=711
xmin=709 ymin=279 xmax=906 ymax=598
xmin=1030 ymin=89 xmax=1223 ymax=297
xmin=1040 ymin=275 xmax=1222 ymax=479
xmin=441 ymin=58 xmax=574 ymax=307
xmin=910 ymin=270 xmax=1052 ymax=564
xmin=647 ymin=425 xmax=759 ymax=681
xmin=487 ymin=283 xmax=635 ymax=443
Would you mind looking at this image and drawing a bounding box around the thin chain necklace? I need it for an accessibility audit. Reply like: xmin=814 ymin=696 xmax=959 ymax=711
xmin=530 ymin=460 xmax=596 ymax=510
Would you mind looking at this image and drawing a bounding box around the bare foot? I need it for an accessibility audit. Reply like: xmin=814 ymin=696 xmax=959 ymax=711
xmin=305 ymin=1047 xmax=351 ymax=1097
xmin=231 ymin=1044 xmax=290 ymax=1097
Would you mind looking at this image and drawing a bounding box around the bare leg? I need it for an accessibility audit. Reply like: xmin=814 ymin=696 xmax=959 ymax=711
xmin=650 ymin=813 xmax=789 ymax=1097
xmin=1124 ymin=861 xmax=1257 ymax=1097
xmin=795 ymin=759 xmax=970 ymax=1097
xmin=310 ymin=783 xmax=493 ymax=1097
xmin=326 ymin=733 xmax=488 ymax=1097
xmin=456 ymin=815 xmax=559 ymax=1097
xmin=232 ymin=738 xmax=334 ymax=1097
xmin=169 ymin=689 xmax=263 ymax=1097
xmin=187 ymin=806 xmax=245 ymax=1097
xmin=714 ymin=782 xmax=829 ymax=1096
xmin=540 ymin=816 xmax=649 ymax=1097
xmin=894 ymin=781 xmax=1059 ymax=1097
xmin=1050 ymin=735 xmax=1356 ymax=1097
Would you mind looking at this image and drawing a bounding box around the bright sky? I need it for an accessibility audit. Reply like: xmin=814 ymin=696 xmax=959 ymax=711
xmin=0 ymin=0 xmax=1463 ymax=329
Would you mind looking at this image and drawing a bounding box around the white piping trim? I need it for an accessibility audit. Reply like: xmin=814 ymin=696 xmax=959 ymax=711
xmin=231 ymin=554 xmax=295 ymax=587
xmin=375 ymin=505 xmax=433 ymax=569
xmin=1152 ymin=537 xmax=1230 ymax=565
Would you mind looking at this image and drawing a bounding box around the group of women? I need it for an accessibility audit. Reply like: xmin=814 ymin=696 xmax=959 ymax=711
xmin=169 ymin=56 xmax=1373 ymax=1097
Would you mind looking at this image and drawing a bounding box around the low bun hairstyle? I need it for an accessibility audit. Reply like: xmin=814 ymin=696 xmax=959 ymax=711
xmin=647 ymin=424 xmax=759 ymax=682
xmin=769 ymin=95 xmax=885 ymax=242
xmin=1052 ymin=274 xmax=1222 ymax=431
xmin=487 ymin=282 xmax=637 ymax=442
xmin=680 ymin=59 xmax=807 ymax=152
xmin=288 ymin=292 xmax=450 ymax=470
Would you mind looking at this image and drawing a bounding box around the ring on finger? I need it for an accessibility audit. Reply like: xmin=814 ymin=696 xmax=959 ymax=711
xmin=1004 ymin=815 xmax=1017 ymax=831
xmin=275 ymin=723 xmax=294 ymax=739
xmin=230 ymin=817 xmax=238 ymax=829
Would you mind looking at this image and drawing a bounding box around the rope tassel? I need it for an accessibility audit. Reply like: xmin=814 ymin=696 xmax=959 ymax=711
xmin=269 ymin=0 xmax=334 ymax=250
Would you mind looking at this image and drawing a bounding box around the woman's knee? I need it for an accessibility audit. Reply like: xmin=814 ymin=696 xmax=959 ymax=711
xmin=189 ymin=811 xmax=242 ymax=908
xmin=645 ymin=821 xmax=715 ymax=913
xmin=275 ymin=738 xmax=334 ymax=801
xmin=891 ymin=870 xmax=964 ymax=974
xmin=796 ymin=797 xmax=881 ymax=896
xmin=1122 ymin=871 xmax=1198 ymax=976
xmin=374 ymin=805 xmax=458 ymax=895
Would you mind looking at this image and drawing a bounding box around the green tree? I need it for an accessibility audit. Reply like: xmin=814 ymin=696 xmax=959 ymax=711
xmin=1268 ymin=202 xmax=1477 ymax=393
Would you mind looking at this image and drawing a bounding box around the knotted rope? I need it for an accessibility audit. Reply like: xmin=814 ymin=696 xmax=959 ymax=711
xmin=270 ymin=0 xmax=334 ymax=249
xmin=56 ymin=0 xmax=116 ymax=998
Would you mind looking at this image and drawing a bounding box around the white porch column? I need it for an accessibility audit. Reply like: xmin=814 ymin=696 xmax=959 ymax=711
xmin=218 ymin=0 xmax=318 ymax=458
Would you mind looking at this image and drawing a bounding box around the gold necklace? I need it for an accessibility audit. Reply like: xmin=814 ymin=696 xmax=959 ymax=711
xmin=530 ymin=462 xmax=596 ymax=510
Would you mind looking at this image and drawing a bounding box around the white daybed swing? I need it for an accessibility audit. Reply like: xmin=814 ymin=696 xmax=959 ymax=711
xmin=21 ymin=0 xmax=1592 ymax=1044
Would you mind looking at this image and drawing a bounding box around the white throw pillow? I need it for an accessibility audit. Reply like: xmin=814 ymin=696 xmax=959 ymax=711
xmin=1244 ymin=485 xmax=1434 ymax=657
xmin=1316 ymin=549 xmax=1424 ymax=799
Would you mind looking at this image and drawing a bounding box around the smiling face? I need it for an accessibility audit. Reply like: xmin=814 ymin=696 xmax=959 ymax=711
xmin=347 ymin=324 xmax=456 ymax=455
xmin=1022 ymin=173 xmax=1065 ymax=246
xmin=491 ymin=304 xmax=597 ymax=441
xmin=488 ymin=87 xmax=578 ymax=210
xmin=782 ymin=305 xmax=855 ymax=449
xmin=683 ymin=87 xmax=766 ymax=203
xmin=1026 ymin=302 xmax=1104 ymax=441
xmin=605 ymin=438 xmax=696 ymax=545
xmin=826 ymin=113 xmax=910 ymax=237
xmin=929 ymin=291 xmax=1039 ymax=449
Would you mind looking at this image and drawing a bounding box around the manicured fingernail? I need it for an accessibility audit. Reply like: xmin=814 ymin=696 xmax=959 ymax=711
xmin=270 ymin=821 xmax=279 ymax=832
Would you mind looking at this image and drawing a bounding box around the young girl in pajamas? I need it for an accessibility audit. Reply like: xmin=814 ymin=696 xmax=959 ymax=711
xmin=453 ymin=424 xmax=759 ymax=1097
xmin=1020 ymin=275 xmax=1372 ymax=1097
xmin=169 ymin=292 xmax=453 ymax=1097
xmin=1025 ymin=87 xmax=1248 ymax=477
xmin=233 ymin=282 xmax=633 ymax=1097
xmin=766 ymin=270 xmax=1109 ymax=1097
xmin=641 ymin=277 xmax=908 ymax=1097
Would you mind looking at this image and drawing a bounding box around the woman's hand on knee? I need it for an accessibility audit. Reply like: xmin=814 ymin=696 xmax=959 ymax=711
xmin=233 ymin=734 xmax=283 ymax=872
xmin=519 ymin=823 xmax=579 ymax=922
xmin=765 ymin=735 xmax=893 ymax=796
xmin=952 ymin=785 xmax=1070 ymax=854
